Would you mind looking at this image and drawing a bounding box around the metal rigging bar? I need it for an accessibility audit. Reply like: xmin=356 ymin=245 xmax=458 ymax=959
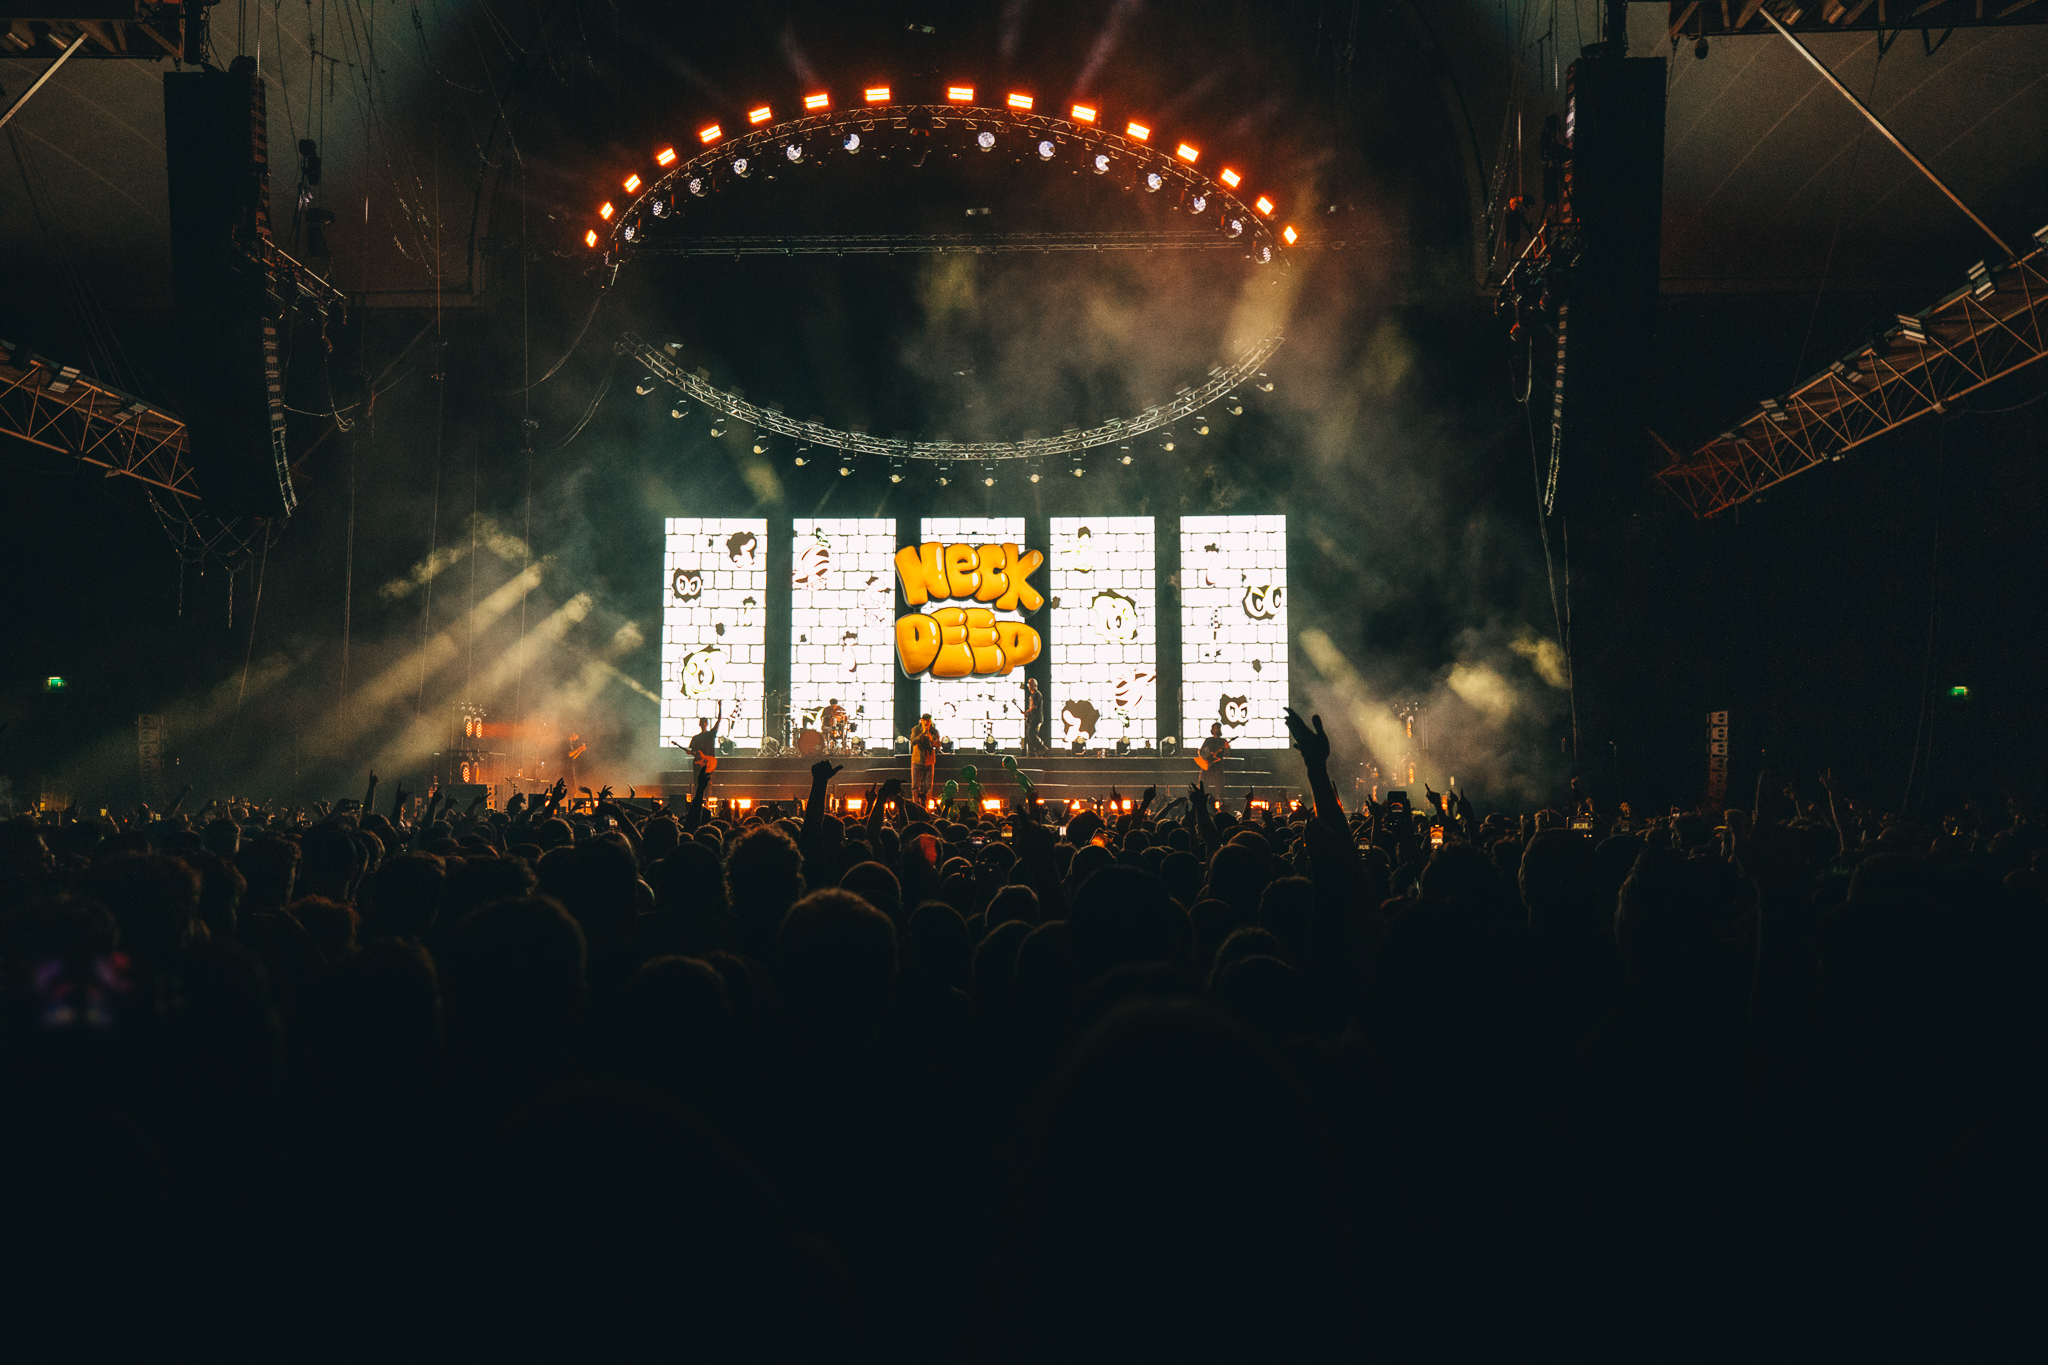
xmin=634 ymin=231 xmax=1305 ymax=257
xmin=0 ymin=337 xmax=199 ymax=498
xmin=1654 ymin=228 xmax=2048 ymax=517
xmin=621 ymin=330 xmax=1282 ymax=462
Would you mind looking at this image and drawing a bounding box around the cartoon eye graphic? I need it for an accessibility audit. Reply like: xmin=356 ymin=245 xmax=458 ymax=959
xmin=1220 ymin=694 xmax=1250 ymax=727
xmin=1090 ymin=589 xmax=1140 ymax=643
xmin=678 ymin=645 xmax=724 ymax=697
xmin=671 ymin=568 xmax=703 ymax=601
xmin=1241 ymin=584 xmax=1284 ymax=620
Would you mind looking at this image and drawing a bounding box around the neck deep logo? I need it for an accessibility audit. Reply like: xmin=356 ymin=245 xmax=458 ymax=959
xmin=894 ymin=542 xmax=1045 ymax=678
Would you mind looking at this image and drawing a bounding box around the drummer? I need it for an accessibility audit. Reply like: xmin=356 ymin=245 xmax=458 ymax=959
xmin=823 ymin=697 xmax=849 ymax=753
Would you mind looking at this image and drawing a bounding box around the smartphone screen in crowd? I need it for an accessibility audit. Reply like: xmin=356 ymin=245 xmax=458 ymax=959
xmin=1429 ymin=824 xmax=1445 ymax=849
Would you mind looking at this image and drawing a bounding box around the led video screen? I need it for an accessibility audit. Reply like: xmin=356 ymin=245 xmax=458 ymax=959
xmin=1050 ymin=516 xmax=1157 ymax=748
xmin=1180 ymin=514 xmax=1289 ymax=747
xmin=916 ymin=516 xmax=1029 ymax=747
xmin=661 ymin=517 xmax=767 ymax=749
xmin=790 ymin=518 xmax=897 ymax=752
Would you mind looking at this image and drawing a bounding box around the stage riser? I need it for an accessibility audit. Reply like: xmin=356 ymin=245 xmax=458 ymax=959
xmin=650 ymin=753 xmax=1305 ymax=800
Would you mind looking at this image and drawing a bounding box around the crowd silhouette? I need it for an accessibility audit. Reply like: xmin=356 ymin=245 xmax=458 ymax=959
xmin=1 ymin=709 xmax=2040 ymax=1359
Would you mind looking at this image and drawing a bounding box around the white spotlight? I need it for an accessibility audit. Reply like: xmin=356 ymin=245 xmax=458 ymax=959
xmin=732 ymin=157 xmax=750 ymax=177
xmin=1224 ymin=217 xmax=1244 ymax=238
xmin=978 ymin=130 xmax=996 ymax=151
xmin=687 ymin=177 xmax=705 ymax=196
xmin=843 ymin=132 xmax=861 ymax=153
xmin=753 ymin=441 xmax=767 ymax=454
xmin=671 ymin=407 xmax=685 ymax=419
xmin=1092 ymin=154 xmax=1110 ymax=174
xmin=1037 ymin=139 xmax=1055 ymax=160
xmin=794 ymin=456 xmax=807 ymax=466
xmin=1145 ymin=172 xmax=1163 ymax=192
xmin=710 ymin=424 xmax=725 ymax=437
xmin=840 ymin=465 xmax=853 ymax=477
xmin=1189 ymin=193 xmax=1207 ymax=213
xmin=784 ymin=143 xmax=804 ymax=163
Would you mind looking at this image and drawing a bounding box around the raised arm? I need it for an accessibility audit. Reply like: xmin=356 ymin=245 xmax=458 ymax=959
xmin=1283 ymin=707 xmax=1344 ymax=825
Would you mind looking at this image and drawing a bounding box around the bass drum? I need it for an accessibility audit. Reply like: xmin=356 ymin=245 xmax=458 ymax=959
xmin=795 ymin=728 xmax=824 ymax=756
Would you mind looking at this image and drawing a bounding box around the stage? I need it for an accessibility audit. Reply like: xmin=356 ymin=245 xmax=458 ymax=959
xmin=652 ymin=750 xmax=1306 ymax=803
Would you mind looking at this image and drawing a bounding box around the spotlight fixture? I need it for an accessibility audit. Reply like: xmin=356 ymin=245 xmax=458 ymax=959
xmin=1254 ymin=195 xmax=1275 ymax=215
xmin=1224 ymin=217 xmax=1244 ymax=237
xmin=710 ymin=423 xmax=725 ymax=437
xmin=1007 ymin=92 xmax=1033 ymax=111
xmin=1029 ymin=471 xmax=1040 ymax=483
xmin=1092 ymin=154 xmax=1110 ymax=174
xmin=1145 ymin=171 xmax=1164 ymax=192
xmin=889 ymin=472 xmax=903 ymax=483
xmin=1196 ymin=421 xmax=1209 ymax=435
xmin=947 ymin=85 xmax=974 ymax=102
xmin=1073 ymin=467 xmax=1085 ymax=477
xmin=978 ymin=130 xmax=996 ymax=151
xmin=804 ymin=92 xmax=830 ymax=111
xmin=732 ymin=157 xmax=750 ymax=177
xmin=937 ymin=475 xmax=950 ymax=486
xmin=983 ymin=475 xmax=995 ymax=486
xmin=1256 ymin=380 xmax=1274 ymax=392
xmin=1189 ymin=193 xmax=1207 ymax=213
xmin=1121 ymin=453 xmax=1134 ymax=464
xmin=650 ymin=198 xmax=668 ymax=217
xmin=840 ymin=464 xmax=853 ymax=477
xmin=687 ymin=176 xmax=706 ymax=196
xmin=621 ymin=220 xmax=637 ymax=241
xmin=843 ymin=132 xmax=861 ymax=153
xmin=584 ymin=229 xmax=599 ymax=248
xmin=1037 ymin=139 xmax=1055 ymax=160
xmin=1228 ymin=400 xmax=1243 ymax=415
xmin=1158 ymin=442 xmax=1171 ymax=453
xmin=1255 ymin=244 xmax=1272 ymax=264
xmin=748 ymin=105 xmax=772 ymax=125
xmin=864 ymin=86 xmax=891 ymax=103
xmin=753 ymin=440 xmax=767 ymax=454
xmin=785 ymin=143 xmax=804 ymax=163
xmin=635 ymin=379 xmax=655 ymax=395
xmin=1126 ymin=121 xmax=1150 ymax=141
xmin=599 ymin=202 xmax=615 ymax=220
xmin=671 ymin=407 xmax=685 ymax=419
xmin=1176 ymin=143 xmax=1199 ymax=163
xmin=1070 ymin=103 xmax=1097 ymax=123
xmin=794 ymin=456 xmax=808 ymax=466
xmin=1219 ymin=168 xmax=1241 ymax=189
xmin=623 ymin=173 xmax=642 ymax=193
xmin=656 ymin=147 xmax=677 ymax=166
xmin=1282 ymin=225 xmax=1299 ymax=245
xmin=698 ymin=125 xmax=722 ymax=144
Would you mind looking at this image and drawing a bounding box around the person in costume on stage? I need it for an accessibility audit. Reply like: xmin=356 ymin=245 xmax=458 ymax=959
xmin=910 ymin=712 xmax=942 ymax=806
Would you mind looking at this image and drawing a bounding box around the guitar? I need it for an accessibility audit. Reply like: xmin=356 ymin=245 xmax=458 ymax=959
xmin=695 ymin=697 xmax=741 ymax=773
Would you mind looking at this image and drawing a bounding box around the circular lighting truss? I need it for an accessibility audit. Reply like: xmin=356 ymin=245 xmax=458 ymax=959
xmin=587 ymin=87 xmax=1299 ymax=462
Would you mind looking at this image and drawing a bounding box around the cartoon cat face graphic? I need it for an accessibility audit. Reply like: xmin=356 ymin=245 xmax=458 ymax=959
xmin=1219 ymin=694 xmax=1250 ymax=728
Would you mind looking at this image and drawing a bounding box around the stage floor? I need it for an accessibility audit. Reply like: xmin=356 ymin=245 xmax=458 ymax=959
xmin=651 ymin=750 xmax=1305 ymax=801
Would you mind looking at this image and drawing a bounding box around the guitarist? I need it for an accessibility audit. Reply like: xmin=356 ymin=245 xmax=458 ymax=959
xmin=564 ymin=732 xmax=588 ymax=792
xmin=688 ymin=716 xmax=722 ymax=773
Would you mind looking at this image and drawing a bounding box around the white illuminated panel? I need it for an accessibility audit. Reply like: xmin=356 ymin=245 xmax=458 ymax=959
xmin=790 ymin=518 xmax=896 ymax=751
xmin=661 ymin=518 xmax=767 ymax=748
xmin=1180 ymin=515 xmax=1288 ymax=747
xmin=918 ymin=516 xmax=1027 ymax=747
xmin=1051 ymin=516 xmax=1156 ymax=748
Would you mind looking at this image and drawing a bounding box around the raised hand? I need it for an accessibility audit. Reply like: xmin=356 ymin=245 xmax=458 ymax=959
xmin=597 ymin=785 xmax=614 ymax=804
xmin=878 ymin=777 xmax=904 ymax=801
xmin=1282 ymin=707 xmax=1331 ymax=766
xmin=811 ymin=759 xmax=844 ymax=784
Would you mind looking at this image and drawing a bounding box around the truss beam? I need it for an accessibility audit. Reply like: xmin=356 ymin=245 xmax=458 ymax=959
xmin=0 ymin=337 xmax=199 ymax=497
xmin=1654 ymin=230 xmax=2048 ymax=516
xmin=1672 ymin=0 xmax=2047 ymax=36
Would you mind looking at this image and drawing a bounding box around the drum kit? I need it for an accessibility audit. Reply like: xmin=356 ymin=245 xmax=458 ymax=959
xmin=770 ymin=699 xmax=864 ymax=757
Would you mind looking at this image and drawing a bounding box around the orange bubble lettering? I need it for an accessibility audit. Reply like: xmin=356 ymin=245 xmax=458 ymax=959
xmin=993 ymin=620 xmax=1041 ymax=671
xmin=974 ymin=544 xmax=1009 ymax=602
xmin=894 ymin=612 xmax=940 ymax=675
xmin=929 ymin=605 xmax=973 ymax=677
xmin=965 ymin=607 xmax=1002 ymax=673
xmin=996 ymin=544 xmax=1044 ymax=613
xmin=944 ymin=543 xmax=980 ymax=601
xmin=895 ymin=543 xmax=950 ymax=606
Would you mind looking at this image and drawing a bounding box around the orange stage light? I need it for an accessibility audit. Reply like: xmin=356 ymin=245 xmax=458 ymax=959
xmin=846 ymin=797 xmax=864 ymax=812
xmin=584 ymin=229 xmax=599 ymax=248
xmin=982 ymin=797 xmax=1003 ymax=811
xmin=698 ymin=124 xmax=722 ymax=144
xmin=1125 ymin=120 xmax=1150 ymax=141
xmin=1219 ymin=167 xmax=1241 ymax=188
xmin=1006 ymin=92 xmax=1033 ymax=110
xmin=804 ymin=92 xmax=829 ymax=110
xmin=947 ymin=85 xmax=974 ymax=102
xmin=1176 ymin=143 xmax=1199 ymax=163
xmin=748 ymin=105 xmax=772 ymax=124
xmin=1282 ymin=224 xmax=1299 ymax=245
xmin=1254 ymin=195 xmax=1274 ymax=215
xmin=1070 ymin=103 xmax=1097 ymax=123
xmin=598 ymin=201 xmax=615 ymax=220
xmin=656 ymin=146 xmax=677 ymax=166
xmin=623 ymin=173 xmax=641 ymax=192
xmin=864 ymin=86 xmax=890 ymax=103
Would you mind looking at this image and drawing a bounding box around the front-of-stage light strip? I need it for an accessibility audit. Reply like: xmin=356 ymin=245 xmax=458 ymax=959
xmin=587 ymin=96 xmax=1296 ymax=262
xmin=623 ymin=330 xmax=1279 ymax=463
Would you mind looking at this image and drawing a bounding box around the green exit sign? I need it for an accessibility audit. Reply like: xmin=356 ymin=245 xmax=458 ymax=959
xmin=44 ymin=677 xmax=65 ymax=692
xmin=1948 ymin=685 xmax=1969 ymax=699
